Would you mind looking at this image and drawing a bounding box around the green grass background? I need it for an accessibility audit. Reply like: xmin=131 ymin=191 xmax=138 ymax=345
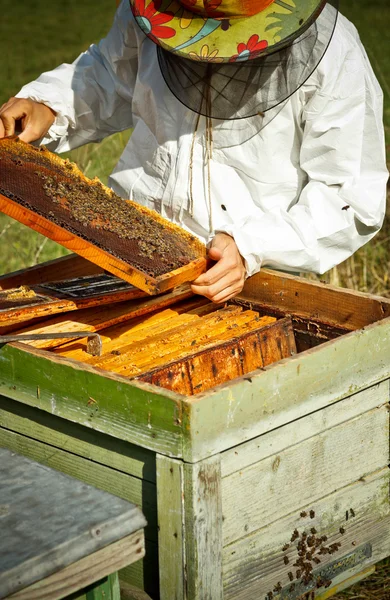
xmin=0 ymin=0 xmax=389 ymax=281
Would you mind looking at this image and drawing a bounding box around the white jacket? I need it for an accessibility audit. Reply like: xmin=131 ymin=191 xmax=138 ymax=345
xmin=17 ymin=1 xmax=388 ymax=276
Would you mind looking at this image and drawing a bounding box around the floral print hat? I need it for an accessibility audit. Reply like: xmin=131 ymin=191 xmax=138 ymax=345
xmin=129 ymin=0 xmax=339 ymax=119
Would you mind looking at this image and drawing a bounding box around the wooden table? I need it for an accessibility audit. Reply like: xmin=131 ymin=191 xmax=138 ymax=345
xmin=0 ymin=448 xmax=146 ymax=600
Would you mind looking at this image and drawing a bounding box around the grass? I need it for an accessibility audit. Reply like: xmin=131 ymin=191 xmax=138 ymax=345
xmin=0 ymin=3 xmax=389 ymax=595
xmin=0 ymin=0 xmax=118 ymax=272
xmin=333 ymin=558 xmax=390 ymax=600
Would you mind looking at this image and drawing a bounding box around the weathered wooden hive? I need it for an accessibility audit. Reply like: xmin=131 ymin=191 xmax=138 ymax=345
xmin=0 ymin=140 xmax=389 ymax=600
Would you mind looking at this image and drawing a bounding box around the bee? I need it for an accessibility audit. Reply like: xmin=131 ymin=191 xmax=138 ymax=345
xmin=283 ymin=556 xmax=289 ymax=565
xmin=274 ymin=583 xmax=282 ymax=593
xmin=288 ymin=572 xmax=294 ymax=582
xmin=313 ymin=556 xmax=321 ymax=564
xmin=350 ymin=508 xmax=355 ymax=518
xmin=321 ymin=535 xmax=328 ymax=543
xmin=296 ymin=570 xmax=302 ymax=579
xmin=309 ymin=510 xmax=315 ymax=519
xmin=342 ymin=205 xmax=350 ymax=211
xmin=300 ymin=511 xmax=308 ymax=518
xmin=291 ymin=529 xmax=299 ymax=542
xmin=307 ymin=536 xmax=315 ymax=547
xmin=310 ymin=527 xmax=317 ymax=535
xmin=339 ymin=527 xmax=345 ymax=535
xmin=282 ymin=543 xmax=290 ymax=552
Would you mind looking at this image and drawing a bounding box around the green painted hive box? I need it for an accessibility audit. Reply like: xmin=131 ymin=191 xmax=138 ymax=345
xmin=0 ymin=260 xmax=389 ymax=600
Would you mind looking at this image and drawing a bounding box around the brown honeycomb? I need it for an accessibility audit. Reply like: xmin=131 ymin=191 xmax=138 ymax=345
xmin=0 ymin=137 xmax=205 ymax=278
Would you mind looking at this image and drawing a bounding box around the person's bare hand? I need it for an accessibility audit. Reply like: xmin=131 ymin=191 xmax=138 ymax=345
xmin=191 ymin=233 xmax=246 ymax=303
xmin=0 ymin=97 xmax=56 ymax=142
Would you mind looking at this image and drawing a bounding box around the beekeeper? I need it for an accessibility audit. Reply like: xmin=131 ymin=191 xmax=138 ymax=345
xmin=0 ymin=0 xmax=387 ymax=302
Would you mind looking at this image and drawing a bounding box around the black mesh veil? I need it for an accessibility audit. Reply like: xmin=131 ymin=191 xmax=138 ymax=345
xmin=157 ymin=1 xmax=339 ymax=120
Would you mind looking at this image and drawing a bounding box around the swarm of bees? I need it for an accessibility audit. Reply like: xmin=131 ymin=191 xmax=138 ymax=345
xmin=265 ymin=507 xmax=356 ymax=600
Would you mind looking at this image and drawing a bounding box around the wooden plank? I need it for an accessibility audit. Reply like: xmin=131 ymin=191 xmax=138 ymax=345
xmin=221 ymin=382 xmax=389 ymax=477
xmin=0 ymin=342 xmax=184 ymax=456
xmin=221 ymin=406 xmax=389 ymax=545
xmin=0 ymin=254 xmax=102 ymax=290
xmin=183 ymin=456 xmax=223 ymax=600
xmin=0 ymin=395 xmax=156 ymax=482
xmin=0 ymin=428 xmax=158 ymax=543
xmin=222 ymin=469 xmax=390 ymax=600
xmin=156 ymin=456 xmax=184 ymax=600
xmin=182 ymin=316 xmax=390 ymax=462
xmin=6 ymin=531 xmax=144 ymax=600
xmin=240 ymin=269 xmax=390 ymax=330
xmin=13 ymin=284 xmax=193 ymax=349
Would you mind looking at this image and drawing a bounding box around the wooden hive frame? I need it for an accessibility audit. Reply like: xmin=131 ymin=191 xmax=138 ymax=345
xmin=1 ymin=275 xmax=296 ymax=395
xmin=0 ymin=276 xmax=147 ymax=327
xmin=0 ymin=138 xmax=207 ymax=295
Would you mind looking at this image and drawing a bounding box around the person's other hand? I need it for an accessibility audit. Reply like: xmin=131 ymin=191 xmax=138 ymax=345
xmin=0 ymin=98 xmax=56 ymax=142
xmin=191 ymin=232 xmax=246 ymax=303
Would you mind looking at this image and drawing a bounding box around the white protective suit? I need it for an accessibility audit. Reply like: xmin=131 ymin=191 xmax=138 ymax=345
xmin=16 ymin=0 xmax=388 ymax=277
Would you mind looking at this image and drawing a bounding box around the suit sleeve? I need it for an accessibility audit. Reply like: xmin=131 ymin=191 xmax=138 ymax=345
xmin=220 ymin=43 xmax=388 ymax=276
xmin=16 ymin=0 xmax=138 ymax=152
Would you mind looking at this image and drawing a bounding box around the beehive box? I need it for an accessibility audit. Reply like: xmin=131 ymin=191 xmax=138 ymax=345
xmin=0 ymin=256 xmax=389 ymax=600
